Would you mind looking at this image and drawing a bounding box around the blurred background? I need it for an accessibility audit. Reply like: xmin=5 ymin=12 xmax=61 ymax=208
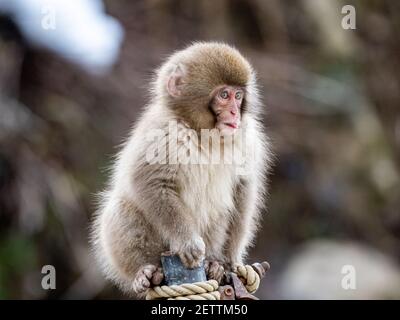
xmin=0 ymin=0 xmax=399 ymax=299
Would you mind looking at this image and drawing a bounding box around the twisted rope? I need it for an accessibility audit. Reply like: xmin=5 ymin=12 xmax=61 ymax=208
xmin=234 ymin=264 xmax=260 ymax=293
xmin=146 ymin=279 xmax=220 ymax=300
xmin=146 ymin=263 xmax=262 ymax=299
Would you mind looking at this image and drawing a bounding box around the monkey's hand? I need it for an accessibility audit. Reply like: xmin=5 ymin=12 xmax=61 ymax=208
xmin=132 ymin=264 xmax=163 ymax=294
xmin=171 ymin=235 xmax=205 ymax=269
xmin=224 ymin=260 xmax=244 ymax=273
xmin=204 ymin=260 xmax=225 ymax=284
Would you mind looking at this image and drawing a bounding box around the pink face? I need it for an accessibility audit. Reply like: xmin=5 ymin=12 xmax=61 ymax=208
xmin=211 ymin=85 xmax=244 ymax=135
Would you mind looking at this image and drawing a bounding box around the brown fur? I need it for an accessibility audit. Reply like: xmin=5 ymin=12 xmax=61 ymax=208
xmin=90 ymin=42 xmax=271 ymax=298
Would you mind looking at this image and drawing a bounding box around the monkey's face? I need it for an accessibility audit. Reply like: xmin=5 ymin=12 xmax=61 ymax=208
xmin=210 ymin=85 xmax=243 ymax=136
xmin=165 ymin=50 xmax=250 ymax=135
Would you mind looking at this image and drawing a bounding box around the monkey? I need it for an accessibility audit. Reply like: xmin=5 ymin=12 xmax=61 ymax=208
xmin=90 ymin=42 xmax=271 ymax=298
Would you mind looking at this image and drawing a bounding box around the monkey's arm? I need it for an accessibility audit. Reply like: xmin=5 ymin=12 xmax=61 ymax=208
xmin=133 ymin=163 xmax=205 ymax=268
xmin=224 ymin=177 xmax=261 ymax=268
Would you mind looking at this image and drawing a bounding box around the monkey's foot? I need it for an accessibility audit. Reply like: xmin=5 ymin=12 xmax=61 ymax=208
xmin=172 ymin=236 xmax=205 ymax=269
xmin=204 ymin=260 xmax=225 ymax=284
xmin=132 ymin=264 xmax=163 ymax=293
xmin=151 ymin=267 xmax=164 ymax=286
xmin=224 ymin=261 xmax=244 ymax=272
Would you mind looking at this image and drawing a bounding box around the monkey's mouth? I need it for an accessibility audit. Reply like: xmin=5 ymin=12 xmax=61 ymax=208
xmin=223 ymin=122 xmax=238 ymax=129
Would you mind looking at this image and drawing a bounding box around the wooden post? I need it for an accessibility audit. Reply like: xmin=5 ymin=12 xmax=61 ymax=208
xmin=161 ymin=252 xmax=207 ymax=286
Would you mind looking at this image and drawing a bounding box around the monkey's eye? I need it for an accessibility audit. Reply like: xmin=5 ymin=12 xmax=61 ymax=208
xmin=235 ymin=91 xmax=243 ymax=100
xmin=220 ymin=90 xmax=229 ymax=99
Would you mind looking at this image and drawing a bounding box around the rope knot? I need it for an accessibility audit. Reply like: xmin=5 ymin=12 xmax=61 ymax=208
xmin=233 ymin=264 xmax=260 ymax=293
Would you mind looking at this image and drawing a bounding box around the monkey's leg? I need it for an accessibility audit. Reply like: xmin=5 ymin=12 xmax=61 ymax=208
xmin=132 ymin=264 xmax=164 ymax=293
xmin=96 ymin=199 xmax=166 ymax=297
xmin=204 ymin=260 xmax=225 ymax=283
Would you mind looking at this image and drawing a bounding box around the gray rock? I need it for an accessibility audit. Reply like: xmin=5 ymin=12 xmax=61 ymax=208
xmin=278 ymin=240 xmax=400 ymax=299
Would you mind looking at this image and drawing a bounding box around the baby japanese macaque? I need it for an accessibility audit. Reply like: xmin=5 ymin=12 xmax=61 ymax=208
xmin=91 ymin=42 xmax=271 ymax=298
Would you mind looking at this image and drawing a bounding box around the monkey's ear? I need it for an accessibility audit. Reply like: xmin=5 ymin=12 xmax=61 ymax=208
xmin=167 ymin=64 xmax=185 ymax=98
